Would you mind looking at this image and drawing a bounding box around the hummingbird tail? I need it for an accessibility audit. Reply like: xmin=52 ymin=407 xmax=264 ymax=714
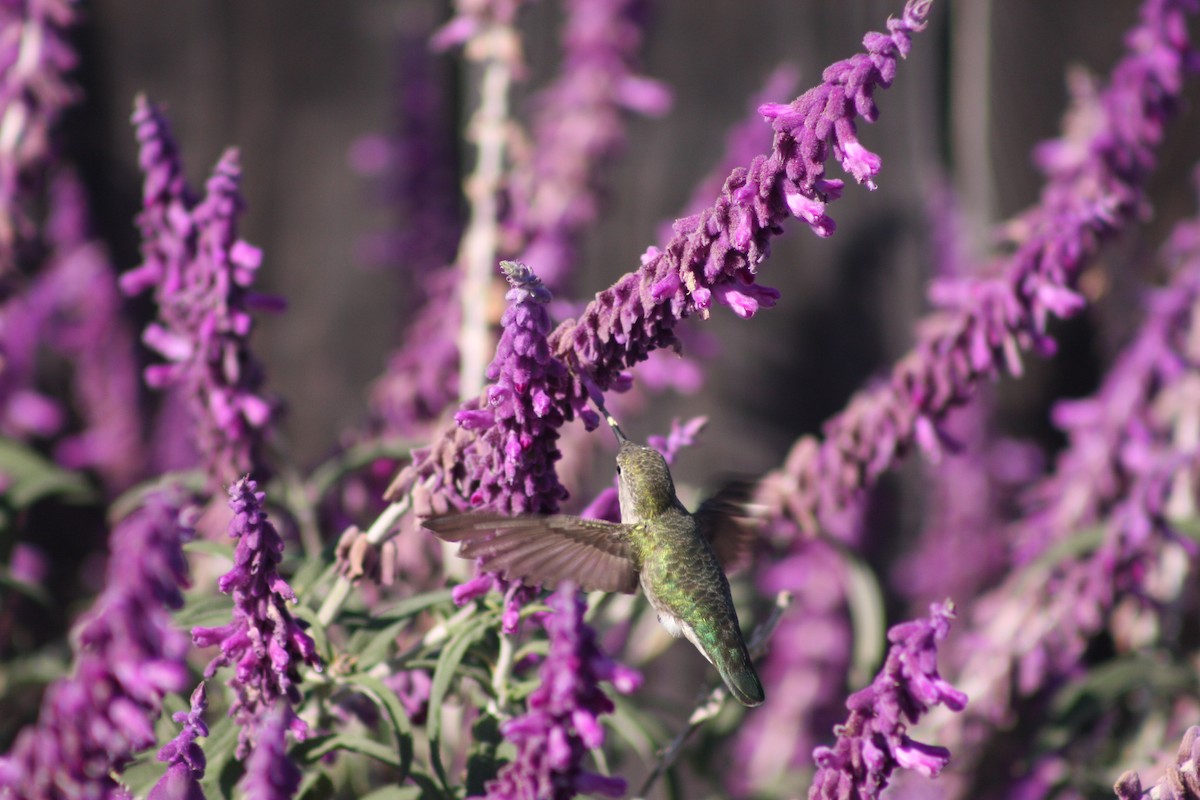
xmin=719 ymin=649 xmax=765 ymax=707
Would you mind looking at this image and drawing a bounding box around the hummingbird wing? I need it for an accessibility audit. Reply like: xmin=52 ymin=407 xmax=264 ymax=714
xmin=421 ymin=512 xmax=639 ymax=594
xmin=693 ymin=481 xmax=758 ymax=574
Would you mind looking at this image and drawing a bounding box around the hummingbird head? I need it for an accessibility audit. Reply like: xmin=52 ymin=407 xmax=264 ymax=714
xmin=615 ymin=441 xmax=678 ymax=523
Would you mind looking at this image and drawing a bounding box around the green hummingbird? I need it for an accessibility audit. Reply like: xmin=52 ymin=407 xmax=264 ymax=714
xmin=421 ymin=415 xmax=765 ymax=707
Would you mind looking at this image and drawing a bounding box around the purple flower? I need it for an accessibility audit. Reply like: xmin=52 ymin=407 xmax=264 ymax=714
xmin=476 ymin=583 xmax=641 ymax=800
xmin=0 ymin=262 xmax=64 ymax=438
xmin=730 ymin=541 xmax=853 ymax=797
xmin=0 ymin=0 xmax=79 ymax=274
xmin=657 ymin=66 xmax=800 ymax=245
xmin=192 ymin=478 xmax=322 ymax=758
xmin=808 ymin=603 xmax=966 ymax=800
xmin=0 ymin=493 xmax=194 ymax=800
xmin=509 ymin=0 xmax=671 ymax=290
xmin=755 ymin=0 xmax=1198 ymax=538
xmin=946 ymin=186 xmax=1200 ymax=739
xmin=37 ymin=170 xmax=147 ymax=491
xmin=237 ymin=705 xmax=301 ymax=800
xmin=1115 ymin=726 xmax=1200 ymax=799
xmin=545 ymin=0 xmax=932 ymax=396
xmin=148 ymin=683 xmax=209 ymax=800
xmin=398 ymin=261 xmax=575 ymax=520
xmin=122 ymin=96 xmax=279 ymax=488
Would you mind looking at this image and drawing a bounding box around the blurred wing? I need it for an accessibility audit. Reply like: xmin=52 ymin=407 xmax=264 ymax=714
xmin=421 ymin=512 xmax=639 ymax=594
xmin=693 ymin=481 xmax=758 ymax=574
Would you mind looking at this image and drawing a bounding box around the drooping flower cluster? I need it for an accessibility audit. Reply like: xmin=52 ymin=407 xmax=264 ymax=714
xmin=754 ymin=0 xmax=1198 ymax=538
xmin=545 ymin=0 xmax=932 ymax=391
xmin=807 ymin=602 xmax=967 ymax=800
xmin=944 ymin=187 xmax=1200 ymax=742
xmin=655 ymin=65 xmax=800 ymax=243
xmin=507 ymin=0 xmax=671 ymax=290
xmin=0 ymin=0 xmax=79 ymax=274
xmin=148 ymin=683 xmax=209 ymax=800
xmin=477 ymin=582 xmax=641 ymax=800
xmin=192 ymin=478 xmax=322 ymax=758
xmin=0 ymin=493 xmax=194 ymax=800
xmin=122 ymin=96 xmax=279 ymax=487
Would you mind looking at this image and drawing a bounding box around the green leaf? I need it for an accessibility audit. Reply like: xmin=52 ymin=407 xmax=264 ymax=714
xmin=175 ymin=594 xmax=235 ymax=630
xmin=371 ymin=589 xmax=458 ymax=623
xmin=406 ymin=771 xmax=451 ymax=800
xmin=0 ymin=438 xmax=93 ymax=508
xmin=291 ymin=558 xmax=337 ymax=602
xmin=838 ymin=545 xmax=885 ymax=689
xmin=428 ymin=610 xmax=499 ymax=793
xmin=108 ymin=470 xmax=207 ymax=523
xmin=349 ymin=617 xmax=412 ymax=671
xmin=296 ymin=733 xmax=402 ymax=767
xmin=200 ymin=714 xmax=241 ymax=800
xmin=359 ymin=785 xmax=425 ymax=800
xmin=342 ymin=672 xmax=415 ymax=782
xmin=297 ymin=770 xmax=335 ymax=800
xmin=306 ymin=437 xmax=416 ymax=502
xmin=464 ymin=712 xmax=506 ymax=796
xmin=118 ymin=751 xmax=167 ymax=797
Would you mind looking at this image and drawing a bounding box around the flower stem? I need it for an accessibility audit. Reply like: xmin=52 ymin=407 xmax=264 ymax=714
xmin=457 ymin=24 xmax=519 ymax=399
xmin=316 ymin=496 xmax=410 ymax=626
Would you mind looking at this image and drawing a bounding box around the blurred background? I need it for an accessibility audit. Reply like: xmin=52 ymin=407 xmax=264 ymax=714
xmin=68 ymin=0 xmax=1200 ymax=491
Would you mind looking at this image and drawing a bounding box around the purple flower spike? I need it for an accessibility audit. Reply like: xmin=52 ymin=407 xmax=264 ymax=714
xmin=756 ymin=0 xmax=1198 ymax=538
xmin=476 ymin=583 xmax=640 ymax=800
xmin=0 ymin=494 xmax=194 ymax=800
xmin=808 ymin=603 xmax=966 ymax=800
xmin=0 ymin=0 xmax=80 ymax=273
xmin=123 ymin=97 xmax=279 ymax=487
xmin=237 ymin=705 xmax=301 ymax=800
xmin=192 ymin=478 xmax=322 ymax=759
xmin=149 ymin=683 xmax=209 ymax=800
xmin=399 ymin=261 xmax=574 ymax=520
xmin=545 ymin=0 xmax=932 ymax=393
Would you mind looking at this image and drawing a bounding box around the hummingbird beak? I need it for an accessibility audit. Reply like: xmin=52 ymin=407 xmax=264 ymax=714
xmin=592 ymin=396 xmax=629 ymax=443
xmin=605 ymin=413 xmax=629 ymax=444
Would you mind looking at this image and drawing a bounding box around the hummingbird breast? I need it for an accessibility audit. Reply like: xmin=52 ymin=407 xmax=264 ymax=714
xmin=635 ymin=511 xmax=741 ymax=653
xmin=633 ymin=508 xmax=764 ymax=706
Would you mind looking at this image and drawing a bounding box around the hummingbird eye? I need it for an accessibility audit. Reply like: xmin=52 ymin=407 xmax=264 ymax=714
xmin=616 ymin=465 xmax=622 ymax=475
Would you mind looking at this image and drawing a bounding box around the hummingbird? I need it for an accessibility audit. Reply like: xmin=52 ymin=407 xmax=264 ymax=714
xmin=421 ymin=414 xmax=765 ymax=707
